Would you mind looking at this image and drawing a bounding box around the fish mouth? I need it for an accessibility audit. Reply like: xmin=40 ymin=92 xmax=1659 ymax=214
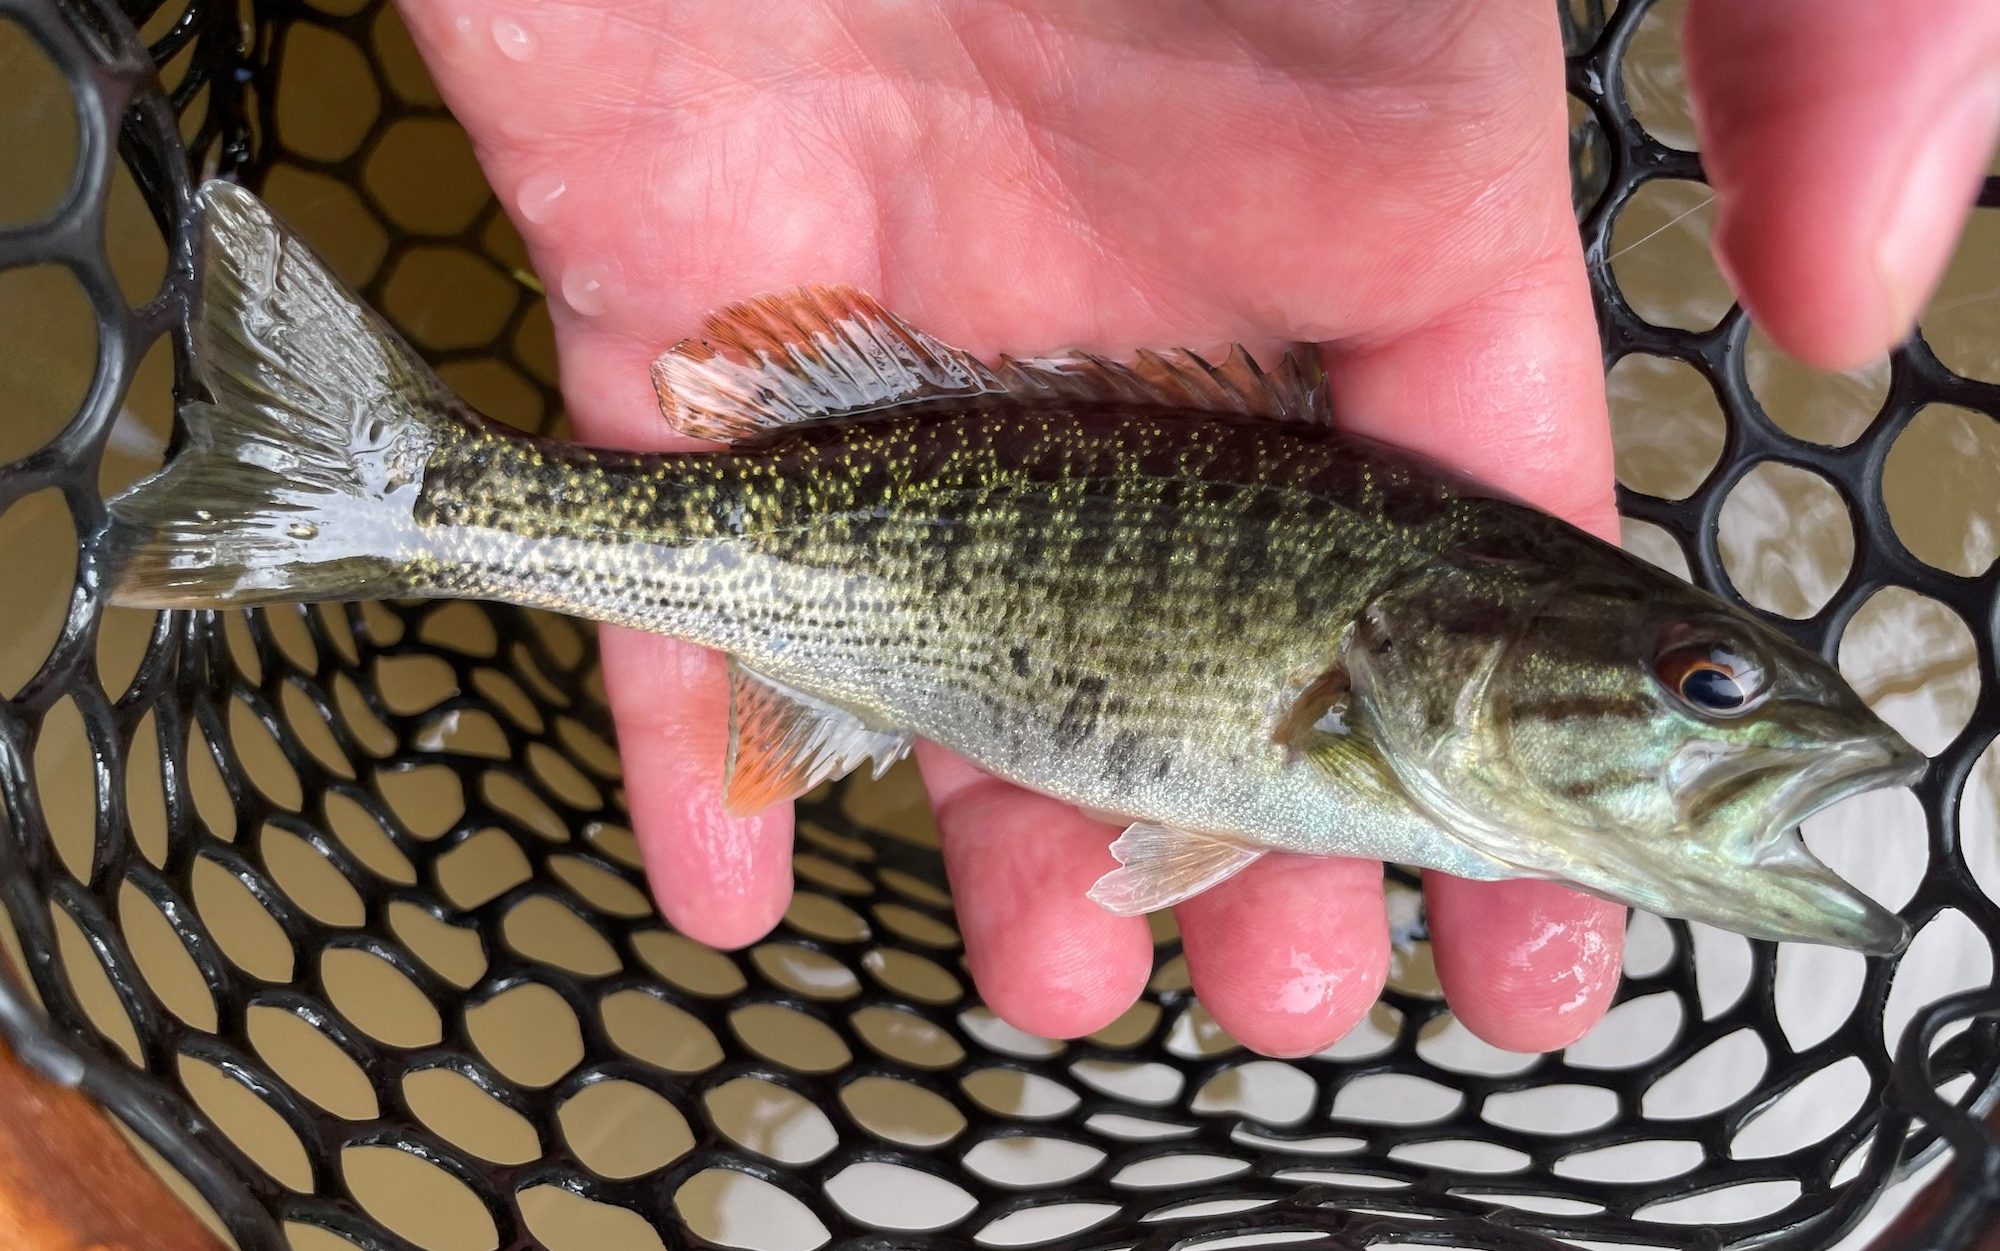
xmin=1655 ymin=734 xmax=1927 ymax=955
xmin=1720 ymin=735 xmax=1920 ymax=951
xmin=1762 ymin=736 xmax=1928 ymax=836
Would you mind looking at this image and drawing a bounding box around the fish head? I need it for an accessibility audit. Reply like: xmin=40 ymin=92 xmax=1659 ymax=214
xmin=1341 ymin=545 xmax=1922 ymax=954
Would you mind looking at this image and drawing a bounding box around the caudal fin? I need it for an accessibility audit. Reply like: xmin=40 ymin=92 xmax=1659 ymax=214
xmin=102 ymin=181 xmax=456 ymax=608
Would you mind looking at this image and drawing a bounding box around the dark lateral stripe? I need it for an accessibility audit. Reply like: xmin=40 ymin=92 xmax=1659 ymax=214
xmin=1510 ymin=694 xmax=1656 ymax=722
xmin=1552 ymin=770 xmax=1656 ymax=801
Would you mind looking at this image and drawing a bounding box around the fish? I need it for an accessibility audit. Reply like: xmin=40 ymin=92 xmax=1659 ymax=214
xmin=100 ymin=180 xmax=1925 ymax=954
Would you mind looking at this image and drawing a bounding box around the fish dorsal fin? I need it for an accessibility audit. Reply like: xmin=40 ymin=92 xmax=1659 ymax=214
xmin=994 ymin=343 xmax=1331 ymax=426
xmin=653 ymin=284 xmax=1000 ymax=443
xmin=1087 ymin=823 xmax=1265 ymax=915
xmin=653 ymin=283 xmax=1333 ymax=442
xmin=723 ymin=661 xmax=912 ymax=816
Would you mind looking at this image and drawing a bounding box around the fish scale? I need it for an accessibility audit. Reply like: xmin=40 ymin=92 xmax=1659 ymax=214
xmin=413 ymin=405 xmax=1456 ymax=833
xmin=99 ymin=179 xmax=1926 ymax=951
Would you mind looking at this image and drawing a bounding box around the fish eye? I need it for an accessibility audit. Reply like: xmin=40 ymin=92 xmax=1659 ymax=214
xmin=1653 ymin=640 xmax=1766 ymax=718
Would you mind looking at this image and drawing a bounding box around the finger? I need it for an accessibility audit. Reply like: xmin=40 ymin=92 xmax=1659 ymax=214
xmin=1684 ymin=0 xmax=2000 ymax=371
xmin=1323 ymin=232 xmax=1617 ymax=541
xmin=1423 ymin=875 xmax=1623 ymax=1051
xmin=1324 ymin=213 xmax=1628 ymax=1048
xmin=1175 ymin=854 xmax=1388 ymax=1058
xmin=399 ymin=0 xmax=860 ymax=961
xmin=600 ymin=627 xmax=794 ymax=949
xmin=917 ymin=745 xmax=1154 ymax=1039
xmin=539 ymin=288 xmax=791 ymax=948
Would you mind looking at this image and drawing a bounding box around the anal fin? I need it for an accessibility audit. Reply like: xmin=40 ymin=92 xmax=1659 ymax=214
xmin=1087 ymin=823 xmax=1265 ymax=915
xmin=724 ymin=662 xmax=912 ymax=816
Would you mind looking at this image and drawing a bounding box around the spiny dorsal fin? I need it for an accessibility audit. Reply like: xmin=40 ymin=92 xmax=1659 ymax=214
xmin=653 ymin=284 xmax=1332 ymax=442
xmin=993 ymin=343 xmax=1330 ymax=426
xmin=723 ymin=660 xmax=912 ymax=816
xmin=653 ymin=284 xmax=999 ymax=443
xmin=1087 ymin=823 xmax=1265 ymax=915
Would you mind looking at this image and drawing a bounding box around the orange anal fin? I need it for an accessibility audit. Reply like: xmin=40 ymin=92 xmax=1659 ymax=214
xmin=722 ymin=661 xmax=912 ymax=816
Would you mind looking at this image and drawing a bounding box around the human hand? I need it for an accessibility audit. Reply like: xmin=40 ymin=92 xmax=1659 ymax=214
xmin=390 ymin=0 xmax=2000 ymax=1056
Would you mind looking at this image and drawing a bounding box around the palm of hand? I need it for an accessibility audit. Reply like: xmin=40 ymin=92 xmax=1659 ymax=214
xmin=396 ymin=0 xmax=1626 ymax=1056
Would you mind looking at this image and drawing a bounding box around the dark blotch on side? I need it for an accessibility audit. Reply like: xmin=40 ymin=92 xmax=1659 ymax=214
xmin=1103 ymin=730 xmax=1142 ymax=778
xmin=1053 ymin=674 xmax=1108 ymax=751
xmin=1510 ymin=694 xmax=1655 ymax=722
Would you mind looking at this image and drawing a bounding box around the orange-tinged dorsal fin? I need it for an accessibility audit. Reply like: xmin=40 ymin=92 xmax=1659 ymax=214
xmin=652 ymin=284 xmax=1333 ymax=443
xmin=652 ymin=284 xmax=1000 ymax=444
xmin=722 ymin=660 xmax=912 ymax=816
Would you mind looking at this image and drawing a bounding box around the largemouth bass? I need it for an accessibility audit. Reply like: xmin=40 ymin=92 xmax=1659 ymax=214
xmin=103 ymin=182 xmax=1923 ymax=953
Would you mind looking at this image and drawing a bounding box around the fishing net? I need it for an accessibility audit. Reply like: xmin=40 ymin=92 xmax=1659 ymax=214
xmin=0 ymin=0 xmax=1996 ymax=1247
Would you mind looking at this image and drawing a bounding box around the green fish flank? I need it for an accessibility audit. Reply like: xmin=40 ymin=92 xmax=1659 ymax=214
xmin=99 ymin=180 xmax=1927 ymax=955
xmin=413 ymin=406 xmax=1496 ymax=858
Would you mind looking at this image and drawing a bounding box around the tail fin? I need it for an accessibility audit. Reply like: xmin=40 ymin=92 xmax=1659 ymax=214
xmin=101 ymin=181 xmax=458 ymax=608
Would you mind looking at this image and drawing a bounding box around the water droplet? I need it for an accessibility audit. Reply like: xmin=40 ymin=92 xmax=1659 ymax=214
xmin=560 ymin=262 xmax=615 ymax=317
xmin=415 ymin=710 xmax=460 ymax=752
xmin=516 ymin=171 xmax=567 ymax=225
xmin=192 ymin=508 xmax=213 ymax=523
xmin=286 ymin=521 xmax=319 ymax=541
xmin=491 ymin=16 xmax=536 ymax=60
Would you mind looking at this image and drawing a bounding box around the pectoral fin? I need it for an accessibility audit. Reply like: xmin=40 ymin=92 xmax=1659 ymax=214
xmin=724 ymin=662 xmax=911 ymax=816
xmin=1276 ymin=663 xmax=1404 ymax=801
xmin=1306 ymin=731 xmax=1403 ymax=801
xmin=1087 ymin=823 xmax=1265 ymax=915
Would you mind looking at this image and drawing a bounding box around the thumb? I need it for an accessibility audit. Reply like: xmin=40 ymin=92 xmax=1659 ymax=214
xmin=1683 ymin=0 xmax=2000 ymax=371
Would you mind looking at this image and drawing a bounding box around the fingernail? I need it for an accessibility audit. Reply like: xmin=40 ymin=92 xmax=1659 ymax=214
xmin=1876 ymin=74 xmax=2000 ymax=344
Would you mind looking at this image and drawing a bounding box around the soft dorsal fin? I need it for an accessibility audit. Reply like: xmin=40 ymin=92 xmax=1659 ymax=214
xmin=1087 ymin=822 xmax=1265 ymax=915
xmin=993 ymin=343 xmax=1329 ymax=426
xmin=653 ymin=284 xmax=1333 ymax=442
xmin=653 ymin=284 xmax=999 ymax=443
xmin=723 ymin=661 xmax=912 ymax=816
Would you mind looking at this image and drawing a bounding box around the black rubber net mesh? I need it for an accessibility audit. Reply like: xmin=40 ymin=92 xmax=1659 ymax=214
xmin=0 ymin=0 xmax=1996 ymax=1248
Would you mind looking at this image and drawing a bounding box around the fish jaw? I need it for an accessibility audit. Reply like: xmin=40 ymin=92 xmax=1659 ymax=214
xmin=1703 ymin=734 xmax=1924 ymax=954
xmin=1727 ymin=839 xmax=1912 ymax=954
xmin=1603 ymin=734 xmax=1924 ymax=953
